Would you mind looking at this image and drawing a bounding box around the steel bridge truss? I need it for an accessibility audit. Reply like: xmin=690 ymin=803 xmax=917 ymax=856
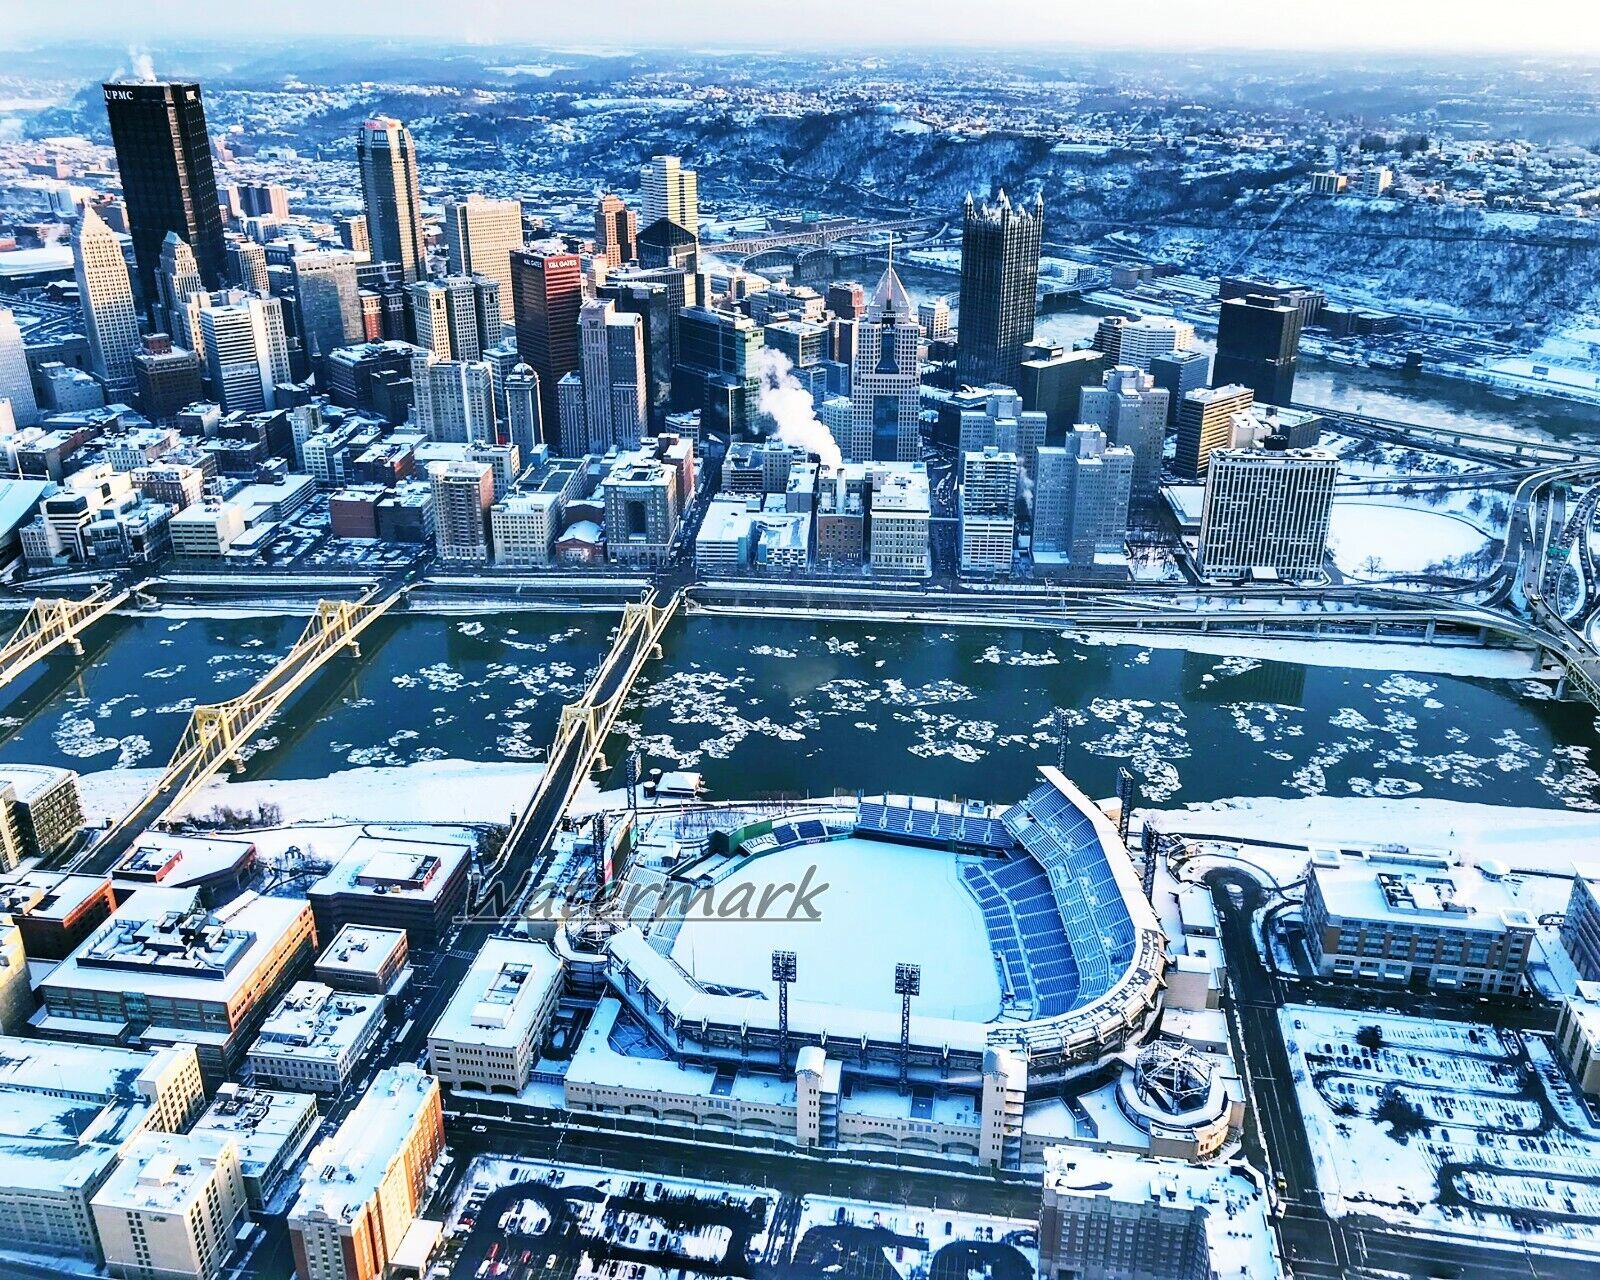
xmin=96 ymin=592 xmax=398 ymax=850
xmin=479 ymin=591 xmax=680 ymax=900
xmin=0 ymin=586 xmax=130 ymax=690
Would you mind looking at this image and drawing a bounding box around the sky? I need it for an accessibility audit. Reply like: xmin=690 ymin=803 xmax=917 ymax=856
xmin=10 ymin=0 xmax=1600 ymax=57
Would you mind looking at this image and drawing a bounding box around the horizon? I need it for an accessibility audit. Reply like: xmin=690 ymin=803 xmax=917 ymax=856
xmin=5 ymin=0 xmax=1600 ymax=60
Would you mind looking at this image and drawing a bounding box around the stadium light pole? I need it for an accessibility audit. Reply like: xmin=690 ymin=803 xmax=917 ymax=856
xmin=772 ymin=949 xmax=797 ymax=1070
xmin=894 ymin=962 xmax=921 ymax=1093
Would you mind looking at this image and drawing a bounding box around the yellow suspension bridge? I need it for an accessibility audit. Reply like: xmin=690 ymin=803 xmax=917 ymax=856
xmin=70 ymin=585 xmax=402 ymax=873
xmin=0 ymin=586 xmax=131 ymax=691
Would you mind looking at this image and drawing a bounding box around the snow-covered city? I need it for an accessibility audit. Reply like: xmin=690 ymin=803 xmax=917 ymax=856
xmin=0 ymin=5 xmax=1599 ymax=1279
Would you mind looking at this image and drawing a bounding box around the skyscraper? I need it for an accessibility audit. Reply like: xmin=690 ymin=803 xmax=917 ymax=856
xmin=1198 ymin=443 xmax=1337 ymax=580
xmin=673 ymin=307 xmax=763 ymax=439
xmin=1175 ymin=383 xmax=1256 ymax=479
xmin=337 ymin=214 xmax=370 ymax=256
xmin=600 ymin=278 xmax=672 ymax=431
xmin=640 ymin=156 xmax=699 ymax=234
xmin=198 ymin=296 xmax=291 ymax=413
xmin=443 ymin=196 xmax=522 ymax=323
xmin=1149 ymin=349 xmax=1211 ymax=424
xmin=1077 ymin=366 xmax=1170 ymax=507
xmin=850 ymin=260 xmax=922 ymax=463
xmin=1213 ymin=294 xmax=1304 ymax=406
xmin=225 ymin=238 xmax=269 ymax=295
xmin=430 ymin=461 xmax=496 ymax=562
xmin=595 ymin=194 xmax=639 ymax=267
xmin=1033 ymin=427 xmax=1133 ymax=579
xmin=957 ymin=190 xmax=1043 ymax=387
xmin=357 ymin=118 xmax=427 ymax=284
xmin=411 ymin=355 xmax=497 ymax=445
xmin=133 ymin=332 xmax=203 ymax=422
xmin=504 ymin=363 xmax=543 ymax=461
xmin=411 ymin=276 xmax=485 ymax=362
xmin=510 ymin=249 xmax=583 ymax=433
xmin=73 ymin=204 xmax=142 ymax=392
xmin=291 ymin=250 xmax=362 ymax=366
xmin=1091 ymin=315 xmax=1195 ymax=372
xmin=101 ymin=81 xmax=228 ymax=309
xmin=577 ymin=299 xmax=647 ymax=454
xmin=156 ymin=232 xmax=203 ymax=342
xmin=959 ymin=445 xmax=1018 ymax=574
xmin=0 ymin=306 xmax=42 ymax=427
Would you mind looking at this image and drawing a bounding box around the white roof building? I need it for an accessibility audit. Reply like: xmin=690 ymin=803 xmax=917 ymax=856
xmin=247 ymin=981 xmax=387 ymax=1093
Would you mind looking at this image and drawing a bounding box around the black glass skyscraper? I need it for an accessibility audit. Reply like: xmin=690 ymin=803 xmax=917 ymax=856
xmin=956 ymin=190 xmax=1044 ymax=388
xmin=102 ymin=81 xmax=228 ymax=313
xmin=1213 ymin=294 xmax=1304 ymax=407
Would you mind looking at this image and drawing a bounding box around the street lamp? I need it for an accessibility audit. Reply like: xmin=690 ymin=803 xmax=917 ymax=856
xmin=894 ymin=962 xmax=921 ymax=1092
xmin=772 ymin=949 xmax=797 ymax=1070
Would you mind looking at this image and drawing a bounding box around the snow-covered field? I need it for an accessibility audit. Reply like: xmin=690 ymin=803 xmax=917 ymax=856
xmin=669 ymin=837 xmax=1001 ymax=1021
xmin=1327 ymin=501 xmax=1492 ymax=576
xmin=1281 ymin=1006 xmax=1600 ymax=1256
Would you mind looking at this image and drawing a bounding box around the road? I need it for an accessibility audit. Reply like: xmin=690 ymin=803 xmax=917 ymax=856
xmin=1207 ymin=867 xmax=1591 ymax=1280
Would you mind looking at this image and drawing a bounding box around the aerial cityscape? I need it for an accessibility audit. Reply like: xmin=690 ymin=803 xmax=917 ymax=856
xmin=1 ymin=6 xmax=1600 ymax=1279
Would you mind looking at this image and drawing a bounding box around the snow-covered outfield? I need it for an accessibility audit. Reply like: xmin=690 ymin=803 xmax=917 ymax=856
xmin=1280 ymin=1005 xmax=1600 ymax=1256
xmin=670 ymin=837 xmax=1002 ymax=1022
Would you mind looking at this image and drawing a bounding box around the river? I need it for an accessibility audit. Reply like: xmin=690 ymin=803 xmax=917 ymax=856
xmin=1 ymin=610 xmax=1595 ymax=815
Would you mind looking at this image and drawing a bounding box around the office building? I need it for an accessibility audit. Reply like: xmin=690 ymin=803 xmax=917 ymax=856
xmin=356 ymin=118 xmax=426 ymax=284
xmin=287 ymin=1065 xmax=443 ymax=1280
xmin=641 ymin=156 xmax=699 ymax=234
xmin=36 ymin=887 xmax=317 ymax=1082
xmin=291 ymin=250 xmax=362 ymax=367
xmin=101 ymin=81 xmax=227 ymax=307
xmin=156 ymin=232 xmax=204 ymax=343
xmin=200 ymin=296 xmax=291 ymax=414
xmin=1092 ymin=315 xmax=1195 ymax=371
xmin=307 ymin=836 xmax=471 ymax=947
xmin=1149 ymin=350 xmax=1211 ymax=424
xmin=602 ymin=435 xmax=694 ymax=567
xmin=1197 ymin=444 xmax=1336 ymax=580
xmin=918 ymin=297 xmax=951 ymax=339
xmin=849 ymin=261 xmax=921 ymax=462
xmin=235 ymin=183 xmax=288 ymax=220
xmin=959 ymin=446 xmax=1018 ymax=574
xmin=1034 ymin=426 xmax=1133 ymax=579
xmin=1562 ymin=876 xmax=1600 ymax=982
xmin=411 ymin=275 xmax=492 ymax=362
xmin=637 ymin=217 xmax=700 ymax=277
xmin=109 ymin=832 xmax=257 ymax=907
xmin=74 ymin=205 xmax=142 ymax=392
xmin=577 ymin=299 xmax=647 ymax=453
xmin=1555 ymin=983 xmax=1600 ymax=1095
xmin=957 ymin=386 xmax=1046 ymax=489
xmin=594 ymin=193 xmax=638 ymax=266
xmin=0 ymin=763 xmax=85 ymax=864
xmin=226 ymin=238 xmax=269 ymax=295
xmin=443 ymin=196 xmax=521 ymax=322
xmin=427 ymin=937 xmax=563 ymax=1095
xmin=247 ymin=981 xmax=387 ymax=1094
xmin=600 ymin=278 xmax=673 ymax=430
xmin=674 ymin=306 xmax=763 ymax=438
xmin=1016 ymin=344 xmax=1103 ymax=437
xmin=1303 ymin=852 xmax=1537 ymax=994
xmin=957 ymin=190 xmax=1044 ymax=386
xmin=0 ymin=1038 xmax=204 ymax=1263
xmin=1039 ymin=1148 xmax=1282 ymax=1280
xmin=0 ymin=869 xmax=118 ymax=957
xmin=189 ymin=1086 xmax=319 ymax=1210
xmin=133 ymin=333 xmax=203 ymax=422
xmin=410 ymin=355 xmax=495 ymax=444
xmin=868 ymin=463 xmax=932 ymax=577
xmin=503 ymin=362 xmax=543 ymax=459
xmin=93 ymin=1132 xmax=248 ymax=1280
xmin=315 ymin=925 xmax=410 ymax=996
xmin=511 ymin=248 xmax=583 ymax=433
xmin=1174 ymin=384 xmax=1255 ymax=479
xmin=1078 ymin=366 xmax=1170 ymax=506
xmin=1213 ymin=294 xmax=1304 ymax=407
xmin=428 ymin=460 xmax=494 ymax=562
xmin=0 ymin=306 xmax=40 ymax=426
xmin=490 ymin=455 xmax=587 ymax=567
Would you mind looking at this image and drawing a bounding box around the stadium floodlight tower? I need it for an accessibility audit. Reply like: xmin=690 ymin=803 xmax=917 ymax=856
xmin=771 ymin=949 xmax=798 ymax=1070
xmin=894 ymin=961 xmax=921 ymax=1092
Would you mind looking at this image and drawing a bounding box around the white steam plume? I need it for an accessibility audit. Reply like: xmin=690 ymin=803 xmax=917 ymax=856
xmin=751 ymin=347 xmax=843 ymax=471
xmin=129 ymin=48 xmax=157 ymax=83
